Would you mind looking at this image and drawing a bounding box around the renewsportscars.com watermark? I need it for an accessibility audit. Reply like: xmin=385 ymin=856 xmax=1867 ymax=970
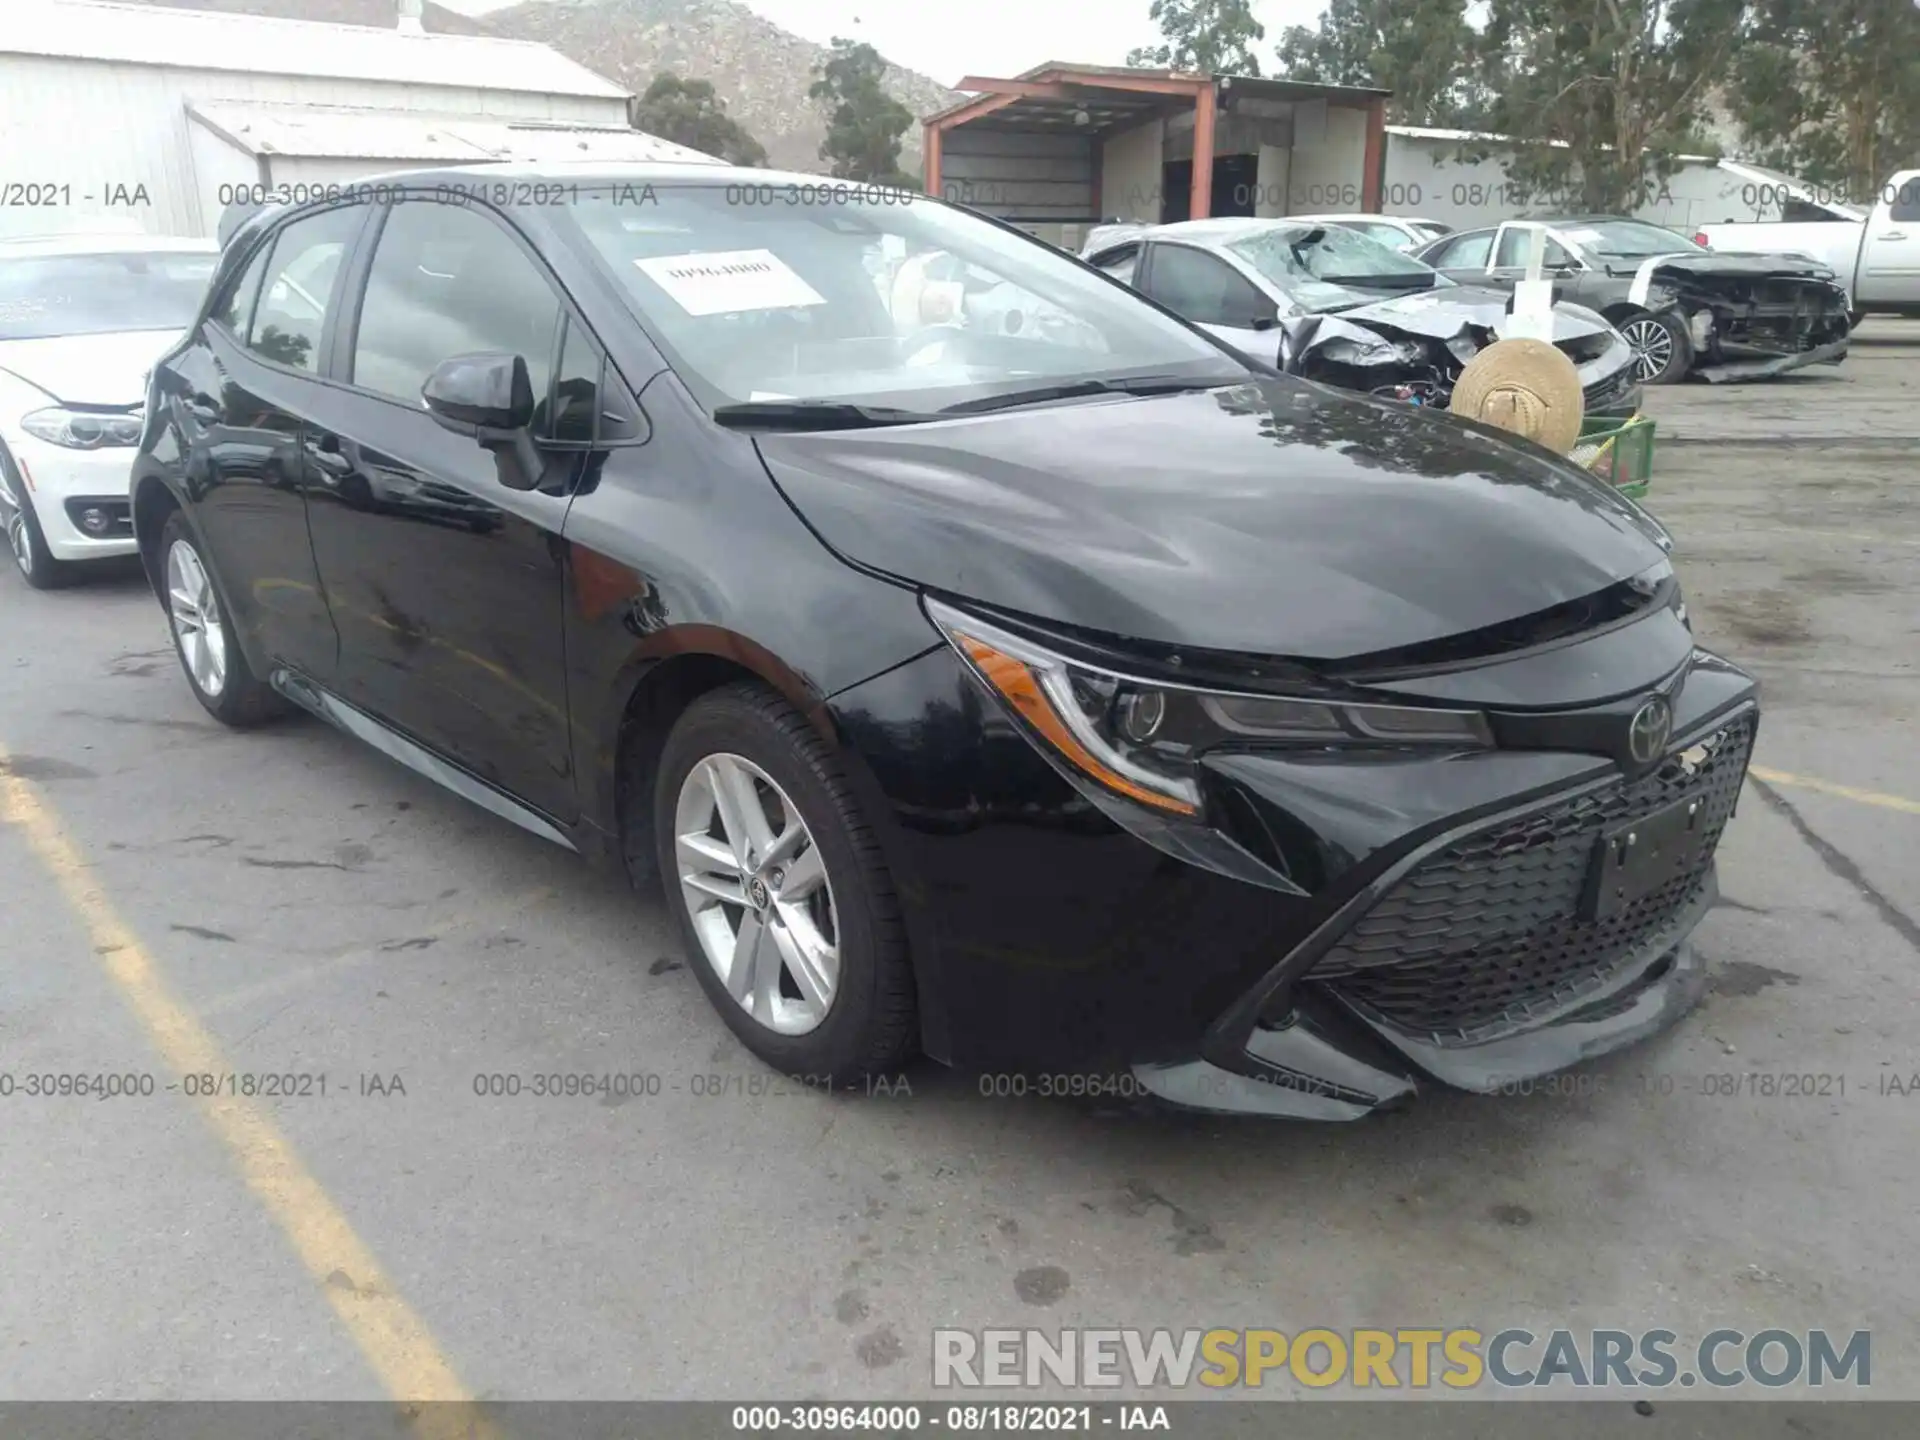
xmin=933 ymin=1327 xmax=1871 ymax=1391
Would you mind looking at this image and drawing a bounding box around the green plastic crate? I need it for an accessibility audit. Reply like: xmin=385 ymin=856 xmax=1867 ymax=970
xmin=1573 ymin=415 xmax=1656 ymax=499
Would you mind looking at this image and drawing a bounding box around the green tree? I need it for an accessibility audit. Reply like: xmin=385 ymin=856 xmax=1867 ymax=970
xmin=1274 ymin=0 xmax=1486 ymax=126
xmin=809 ymin=39 xmax=916 ymax=185
xmin=1477 ymin=0 xmax=1750 ymax=213
xmin=1125 ymin=0 xmax=1266 ymax=76
xmin=631 ymin=72 xmax=768 ymax=167
xmin=1726 ymin=0 xmax=1920 ymax=200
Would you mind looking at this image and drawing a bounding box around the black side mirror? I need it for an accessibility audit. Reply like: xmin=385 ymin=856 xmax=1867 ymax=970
xmin=423 ymin=352 xmax=543 ymax=492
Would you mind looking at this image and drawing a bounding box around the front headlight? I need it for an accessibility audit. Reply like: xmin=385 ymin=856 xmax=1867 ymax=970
xmin=927 ymin=599 xmax=1493 ymax=818
xmin=20 ymin=406 xmax=144 ymax=449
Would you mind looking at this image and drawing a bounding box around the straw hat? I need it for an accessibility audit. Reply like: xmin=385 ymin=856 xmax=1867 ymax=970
xmin=1450 ymin=337 xmax=1585 ymax=455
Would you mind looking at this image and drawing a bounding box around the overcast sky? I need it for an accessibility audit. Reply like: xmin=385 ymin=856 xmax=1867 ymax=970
xmin=436 ymin=0 xmax=1331 ymax=87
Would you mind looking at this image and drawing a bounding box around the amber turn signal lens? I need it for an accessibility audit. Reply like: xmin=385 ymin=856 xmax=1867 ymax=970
xmin=956 ymin=633 xmax=1199 ymax=816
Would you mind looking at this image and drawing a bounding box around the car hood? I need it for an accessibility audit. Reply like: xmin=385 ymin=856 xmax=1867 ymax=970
xmin=1313 ymin=284 xmax=1614 ymax=344
xmin=754 ymin=380 xmax=1669 ymax=661
xmin=0 ymin=330 xmax=181 ymax=407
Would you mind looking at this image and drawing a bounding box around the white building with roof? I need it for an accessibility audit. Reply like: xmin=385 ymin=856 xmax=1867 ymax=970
xmin=1 ymin=0 xmax=714 ymax=239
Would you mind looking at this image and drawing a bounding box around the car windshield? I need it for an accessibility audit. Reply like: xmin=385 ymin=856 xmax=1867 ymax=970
xmin=0 ymin=250 xmax=217 ymax=341
xmin=1556 ymin=220 xmax=1704 ymax=258
xmin=1224 ymin=224 xmax=1442 ymax=312
xmin=558 ymin=184 xmax=1248 ymax=413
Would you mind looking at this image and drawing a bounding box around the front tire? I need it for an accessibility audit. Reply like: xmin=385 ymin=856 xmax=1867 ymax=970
xmin=1618 ymin=309 xmax=1692 ymax=384
xmin=158 ymin=511 xmax=287 ymax=727
xmin=0 ymin=450 xmax=73 ymax=590
xmin=652 ymin=681 xmax=916 ymax=1085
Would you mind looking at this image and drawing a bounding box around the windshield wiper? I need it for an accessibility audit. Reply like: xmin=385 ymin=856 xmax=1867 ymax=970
xmin=937 ymin=374 xmax=1224 ymax=416
xmin=1320 ymin=273 xmax=1434 ymax=289
xmin=712 ymin=399 xmax=939 ymax=430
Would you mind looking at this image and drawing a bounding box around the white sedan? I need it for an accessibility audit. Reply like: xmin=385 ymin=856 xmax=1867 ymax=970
xmin=1286 ymin=214 xmax=1454 ymax=253
xmin=0 ymin=234 xmax=219 ymax=588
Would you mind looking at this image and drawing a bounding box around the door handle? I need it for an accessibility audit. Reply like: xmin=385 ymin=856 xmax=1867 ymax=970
xmin=1882 ymin=230 xmax=1908 ymax=241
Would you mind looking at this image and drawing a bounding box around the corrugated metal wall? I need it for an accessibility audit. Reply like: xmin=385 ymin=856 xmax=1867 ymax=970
xmin=938 ymin=129 xmax=1097 ymax=224
xmin=0 ymin=54 xmax=628 ymax=236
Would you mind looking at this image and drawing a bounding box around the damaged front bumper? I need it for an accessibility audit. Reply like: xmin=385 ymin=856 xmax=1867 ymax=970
xmin=1133 ymin=674 xmax=1758 ymax=1120
xmin=1696 ymin=333 xmax=1850 ymax=383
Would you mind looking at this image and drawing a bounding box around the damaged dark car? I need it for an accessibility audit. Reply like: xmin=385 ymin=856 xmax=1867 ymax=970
xmin=1085 ymin=218 xmax=1641 ymax=418
xmin=1416 ymin=217 xmax=1852 ymax=384
xmin=135 ymin=168 xmax=1757 ymax=1121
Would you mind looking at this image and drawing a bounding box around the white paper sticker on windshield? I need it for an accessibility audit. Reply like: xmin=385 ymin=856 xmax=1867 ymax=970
xmin=635 ymin=249 xmax=826 ymax=316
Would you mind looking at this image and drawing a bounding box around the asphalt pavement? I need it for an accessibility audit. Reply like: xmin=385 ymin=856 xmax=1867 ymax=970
xmin=1 ymin=329 xmax=1916 ymax=1415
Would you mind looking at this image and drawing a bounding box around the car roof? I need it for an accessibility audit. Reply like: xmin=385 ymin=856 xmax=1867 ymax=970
xmin=1289 ymin=213 xmax=1447 ymax=227
xmin=0 ymin=233 xmax=219 ymax=258
xmin=1129 ymin=217 xmax=1326 ymax=249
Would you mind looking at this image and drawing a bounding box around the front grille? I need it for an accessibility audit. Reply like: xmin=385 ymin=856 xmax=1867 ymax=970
xmin=1310 ymin=711 xmax=1755 ymax=1044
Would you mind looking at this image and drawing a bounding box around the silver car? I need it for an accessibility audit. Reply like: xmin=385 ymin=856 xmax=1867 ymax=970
xmin=1084 ymin=218 xmax=1641 ymax=419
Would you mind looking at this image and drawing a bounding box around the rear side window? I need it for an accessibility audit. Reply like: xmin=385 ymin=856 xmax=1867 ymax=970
xmin=1430 ymin=231 xmax=1494 ymax=269
xmin=1090 ymin=244 xmax=1139 ymax=285
xmin=1142 ymin=244 xmax=1272 ymax=328
xmin=214 ymin=242 xmax=271 ymax=336
xmin=351 ymin=201 xmax=561 ymax=408
xmin=1494 ymin=229 xmax=1575 ymax=268
xmin=1891 ymin=180 xmax=1920 ymax=223
xmin=247 ymin=206 xmax=363 ymax=373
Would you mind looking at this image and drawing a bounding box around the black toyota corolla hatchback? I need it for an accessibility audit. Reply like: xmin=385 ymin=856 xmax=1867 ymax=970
xmin=131 ymin=165 xmax=1758 ymax=1119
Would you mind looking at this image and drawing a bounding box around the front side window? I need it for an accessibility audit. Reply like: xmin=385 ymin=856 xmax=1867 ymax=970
xmin=555 ymin=184 xmax=1245 ymax=413
xmin=248 ymin=206 xmax=363 ymax=373
xmin=1494 ymin=229 xmax=1577 ymax=269
xmin=353 ymin=201 xmax=561 ymax=408
xmin=0 ymin=249 xmax=217 ymax=342
xmin=1143 ymin=245 xmax=1275 ymax=328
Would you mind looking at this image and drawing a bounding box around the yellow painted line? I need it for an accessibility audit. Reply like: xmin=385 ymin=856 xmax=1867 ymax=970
xmin=0 ymin=749 xmax=496 ymax=1435
xmin=1749 ymin=765 xmax=1920 ymax=817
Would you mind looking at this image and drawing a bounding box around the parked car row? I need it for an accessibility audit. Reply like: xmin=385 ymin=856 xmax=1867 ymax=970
xmin=3 ymin=167 xmax=1761 ymax=1122
xmin=1078 ymin=212 xmax=1854 ymax=391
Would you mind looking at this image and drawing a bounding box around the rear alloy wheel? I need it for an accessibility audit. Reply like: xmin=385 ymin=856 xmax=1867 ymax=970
xmin=652 ymin=682 xmax=916 ymax=1084
xmin=0 ymin=451 xmax=72 ymax=590
xmin=1619 ymin=309 xmax=1692 ymax=384
xmin=158 ymin=510 xmax=288 ymax=727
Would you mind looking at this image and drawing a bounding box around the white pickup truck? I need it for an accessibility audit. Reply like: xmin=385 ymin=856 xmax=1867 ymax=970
xmin=1694 ymin=164 xmax=1920 ymax=319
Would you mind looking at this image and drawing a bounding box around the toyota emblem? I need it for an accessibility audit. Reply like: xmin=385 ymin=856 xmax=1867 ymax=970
xmin=1628 ymin=696 xmax=1673 ymax=765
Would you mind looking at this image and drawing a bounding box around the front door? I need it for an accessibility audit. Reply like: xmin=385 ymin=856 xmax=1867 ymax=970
xmin=1860 ymin=174 xmax=1920 ymax=307
xmin=301 ymin=198 xmax=582 ymax=823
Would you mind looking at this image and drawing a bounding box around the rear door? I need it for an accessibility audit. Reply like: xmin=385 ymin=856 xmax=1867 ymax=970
xmin=299 ymin=196 xmax=589 ymax=823
xmin=160 ymin=202 xmax=369 ymax=681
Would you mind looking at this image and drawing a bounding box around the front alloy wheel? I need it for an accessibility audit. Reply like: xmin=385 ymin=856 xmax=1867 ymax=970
xmin=0 ymin=454 xmax=70 ymax=589
xmin=1620 ymin=311 xmax=1690 ymax=384
xmin=649 ymin=681 xmax=917 ymax=1084
xmin=676 ymin=753 xmax=840 ymax=1035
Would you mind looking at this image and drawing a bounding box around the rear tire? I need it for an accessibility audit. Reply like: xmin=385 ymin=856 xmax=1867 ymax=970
xmin=651 ymin=681 xmax=917 ymax=1086
xmin=1618 ymin=309 xmax=1692 ymax=385
xmin=0 ymin=449 xmax=73 ymax=590
xmin=158 ymin=510 xmax=288 ymax=727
